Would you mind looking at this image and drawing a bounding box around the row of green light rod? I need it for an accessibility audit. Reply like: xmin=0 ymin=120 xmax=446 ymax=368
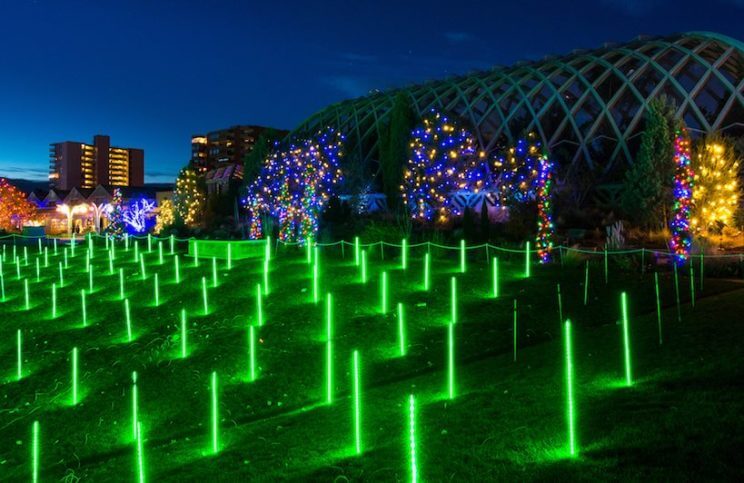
xmin=492 ymin=257 xmax=499 ymax=298
xmin=401 ymin=238 xmax=407 ymax=270
xmin=423 ymin=253 xmax=430 ymax=291
xmin=460 ymin=240 xmax=466 ymax=273
xmin=563 ymin=320 xmax=577 ymax=457
xmin=353 ymin=350 xmax=362 ymax=455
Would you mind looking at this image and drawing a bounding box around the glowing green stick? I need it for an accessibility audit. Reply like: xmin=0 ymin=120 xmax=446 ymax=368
xmin=71 ymin=347 xmax=78 ymax=405
xmin=263 ymin=259 xmax=269 ymax=295
xmin=227 ymin=242 xmax=232 ymax=270
xmin=360 ymin=250 xmax=367 ymax=284
xmin=563 ymin=320 xmax=577 ymax=456
xmin=17 ymin=329 xmax=22 ymax=380
xmin=673 ymin=263 xmax=681 ymax=322
xmin=158 ymin=241 xmax=163 ymax=265
xmin=0 ymin=273 xmax=4 ymax=302
xmin=654 ymin=272 xmax=662 ymax=345
xmin=202 ymin=277 xmax=208 ymax=315
xmin=194 ymin=240 xmax=199 ymax=267
xmin=24 ymin=246 xmax=28 ymax=265
xmin=181 ymin=309 xmax=188 ymax=358
xmin=44 ymin=247 xmax=49 ymax=267
xmin=81 ymin=289 xmax=87 ymax=327
xmin=326 ymin=292 xmax=333 ymax=404
xmin=583 ymin=260 xmax=589 ymax=306
xmin=38 ymin=237 xmax=43 ymax=254
xmin=513 ymin=299 xmax=518 ymax=362
xmin=620 ymin=292 xmax=632 ymax=386
xmin=132 ymin=371 xmax=138 ymax=441
xmin=174 ymin=255 xmax=180 ymax=284
xmin=381 ymin=272 xmax=388 ymax=314
xmin=35 ymin=258 xmax=40 ymax=282
xmin=32 ymin=420 xmax=39 ymax=483
xmin=689 ymin=264 xmax=695 ymax=308
xmin=120 ymin=268 xmax=125 ymax=300
xmin=401 ymin=238 xmax=407 ymax=270
xmin=64 ymin=247 xmax=69 ymax=268
xmin=136 ymin=422 xmax=145 ymax=483
xmin=306 ymin=239 xmax=312 ymax=264
xmin=125 ymin=299 xmax=133 ymax=342
xmin=423 ymin=252 xmax=430 ymax=291
xmin=492 ymin=257 xmax=499 ymax=298
xmin=154 ymin=273 xmax=159 ymax=307
xmin=71 ymin=234 xmax=76 ymax=257
xmin=265 ymin=236 xmax=271 ymax=262
xmin=524 ymin=241 xmax=530 ymax=278
xmin=354 ymin=236 xmax=360 ymax=266
xmin=16 ymin=256 xmax=21 ymax=279
xmin=212 ymin=257 xmax=217 ymax=288
xmin=460 ymin=239 xmax=466 ymax=273
xmin=450 ymin=277 xmax=457 ymax=324
xmin=52 ymin=282 xmax=57 ymax=319
xmin=134 ymin=241 xmax=139 ymax=263
xmin=398 ymin=303 xmax=406 ymax=356
xmin=24 ymin=278 xmax=29 ymax=310
xmin=353 ymin=350 xmax=362 ymax=455
xmin=108 ymin=251 xmax=114 ymax=274
xmin=147 ymin=234 xmax=152 ymax=253
xmin=58 ymin=262 xmax=64 ymax=287
xmin=170 ymin=234 xmax=175 ymax=255
xmin=256 ymin=283 xmax=263 ymax=326
xmin=211 ymin=371 xmax=219 ymax=454
xmin=557 ymin=284 xmax=563 ymax=325
xmin=447 ymin=322 xmax=455 ymax=399
xmin=54 ymin=238 xmax=58 ymax=254
xmin=139 ymin=254 xmax=146 ymax=280
xmin=409 ymin=394 xmax=418 ymax=483
xmin=312 ymin=264 xmax=319 ymax=303
xmin=249 ymin=324 xmax=256 ymax=382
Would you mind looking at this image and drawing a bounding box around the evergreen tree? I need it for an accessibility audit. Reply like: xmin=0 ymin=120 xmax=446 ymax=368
xmin=380 ymin=92 xmax=415 ymax=210
xmin=243 ymin=129 xmax=281 ymax=186
xmin=621 ymin=97 xmax=677 ymax=229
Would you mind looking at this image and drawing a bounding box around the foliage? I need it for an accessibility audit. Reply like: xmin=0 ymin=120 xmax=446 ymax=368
xmin=0 ymin=178 xmax=36 ymax=231
xmin=402 ymin=109 xmax=483 ymax=223
xmin=105 ymin=188 xmax=125 ymax=237
xmin=244 ymin=128 xmax=344 ymax=244
xmin=174 ymin=167 xmax=206 ymax=227
xmin=379 ymin=92 xmax=416 ymax=210
xmin=243 ymin=129 xmax=283 ymax=186
xmin=669 ymin=129 xmax=694 ymax=265
xmin=621 ymin=97 xmax=677 ymax=229
xmin=690 ymin=133 xmax=740 ymax=236
xmin=154 ymin=199 xmax=174 ymax=234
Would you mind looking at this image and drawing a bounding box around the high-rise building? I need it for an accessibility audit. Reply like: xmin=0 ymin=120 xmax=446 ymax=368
xmin=49 ymin=135 xmax=144 ymax=190
xmin=190 ymin=125 xmax=288 ymax=172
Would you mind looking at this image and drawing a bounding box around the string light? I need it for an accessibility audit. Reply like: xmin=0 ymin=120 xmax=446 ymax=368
xmin=244 ymin=128 xmax=344 ymax=244
xmin=690 ymin=138 xmax=739 ymax=236
xmin=669 ymin=129 xmax=694 ymax=265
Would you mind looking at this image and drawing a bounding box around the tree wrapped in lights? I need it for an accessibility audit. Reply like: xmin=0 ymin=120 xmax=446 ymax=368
xmin=0 ymin=178 xmax=37 ymax=231
xmin=106 ymin=188 xmax=125 ymax=237
xmin=669 ymin=129 xmax=694 ymax=265
xmin=491 ymin=133 xmax=554 ymax=262
xmin=123 ymin=198 xmax=156 ymax=234
xmin=154 ymin=198 xmax=175 ymax=234
xmin=174 ymin=167 xmax=206 ymax=227
xmin=244 ymin=128 xmax=344 ymax=244
xmin=690 ymin=134 xmax=740 ymax=236
xmin=402 ymin=109 xmax=484 ymax=223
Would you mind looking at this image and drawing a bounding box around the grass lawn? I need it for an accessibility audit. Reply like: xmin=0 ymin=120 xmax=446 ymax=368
xmin=0 ymin=238 xmax=742 ymax=481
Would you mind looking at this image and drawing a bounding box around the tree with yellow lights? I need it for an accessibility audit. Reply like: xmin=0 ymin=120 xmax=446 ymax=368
xmin=154 ymin=198 xmax=175 ymax=234
xmin=174 ymin=167 xmax=206 ymax=227
xmin=0 ymin=178 xmax=37 ymax=232
xmin=690 ymin=134 xmax=741 ymax=236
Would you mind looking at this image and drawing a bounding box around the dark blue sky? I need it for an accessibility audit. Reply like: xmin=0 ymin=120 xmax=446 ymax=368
xmin=1 ymin=0 xmax=742 ymax=183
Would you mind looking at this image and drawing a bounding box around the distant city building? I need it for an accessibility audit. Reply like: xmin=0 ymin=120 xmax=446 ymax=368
xmin=190 ymin=125 xmax=288 ymax=173
xmin=49 ymin=135 xmax=144 ymax=190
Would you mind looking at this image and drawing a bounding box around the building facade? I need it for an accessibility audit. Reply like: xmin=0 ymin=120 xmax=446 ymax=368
xmin=293 ymin=31 xmax=744 ymax=208
xmin=190 ymin=125 xmax=288 ymax=173
xmin=49 ymin=135 xmax=144 ymax=190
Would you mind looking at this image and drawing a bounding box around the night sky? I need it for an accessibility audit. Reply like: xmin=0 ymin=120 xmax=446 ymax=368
xmin=1 ymin=0 xmax=742 ymax=183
